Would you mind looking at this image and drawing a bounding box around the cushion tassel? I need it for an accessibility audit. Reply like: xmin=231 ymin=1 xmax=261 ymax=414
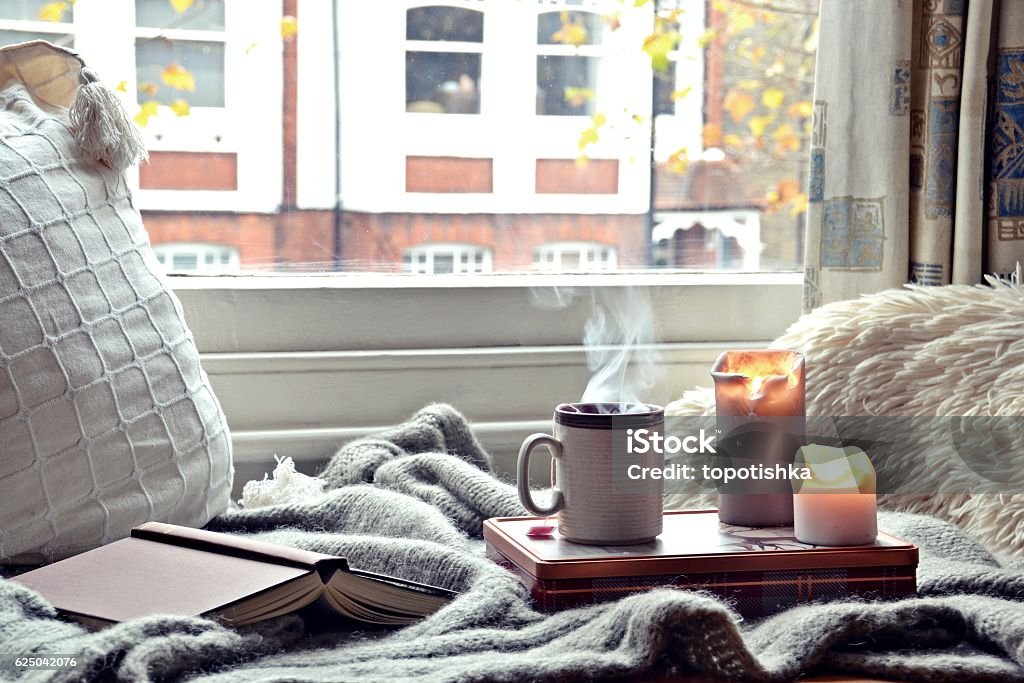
xmin=68 ymin=67 xmax=148 ymax=173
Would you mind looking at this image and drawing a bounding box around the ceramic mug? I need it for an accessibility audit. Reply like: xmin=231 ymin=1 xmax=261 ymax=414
xmin=517 ymin=402 xmax=665 ymax=545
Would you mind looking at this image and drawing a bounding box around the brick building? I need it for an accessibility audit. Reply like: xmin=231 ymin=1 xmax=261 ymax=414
xmin=0 ymin=0 xmax=781 ymax=274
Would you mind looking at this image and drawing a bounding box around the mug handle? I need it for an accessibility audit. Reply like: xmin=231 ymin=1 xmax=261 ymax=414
xmin=517 ymin=434 xmax=565 ymax=517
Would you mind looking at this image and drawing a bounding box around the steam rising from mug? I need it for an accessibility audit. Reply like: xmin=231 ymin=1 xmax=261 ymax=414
xmin=530 ymin=286 xmax=661 ymax=411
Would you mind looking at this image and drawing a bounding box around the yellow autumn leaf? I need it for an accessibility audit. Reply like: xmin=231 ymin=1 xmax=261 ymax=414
xmin=138 ymin=81 xmax=159 ymax=97
xmin=170 ymin=0 xmax=194 ymax=13
xmin=281 ymin=15 xmax=298 ymax=40
xmin=761 ymin=88 xmax=785 ymax=110
xmin=772 ymin=123 xmax=801 ymax=153
xmin=643 ymin=30 xmax=679 ymax=73
xmin=790 ymin=192 xmax=809 ymax=216
xmin=670 ymin=86 xmax=692 ymax=101
xmin=726 ymin=10 xmax=756 ymax=34
xmin=788 ymin=100 xmax=813 ymax=118
xmin=552 ymin=13 xmax=588 ymax=48
xmin=169 ymin=99 xmax=191 ymax=117
xmin=134 ymin=101 xmax=160 ymax=127
xmin=666 ymin=147 xmax=688 ymax=176
xmin=723 ymin=90 xmax=755 ymax=123
xmin=577 ymin=113 xmax=606 ymax=151
xmin=161 ymin=63 xmax=196 ymax=92
xmin=37 ymin=2 xmax=70 ymax=22
xmin=702 ymin=122 xmax=722 ymax=148
xmin=115 ymin=80 xmax=128 ymax=93
xmin=776 ymin=178 xmax=801 ymax=202
xmin=696 ymin=27 xmax=718 ymax=48
xmin=578 ymin=128 xmax=599 ymax=151
xmin=748 ymin=114 xmax=774 ymax=137
xmin=563 ymin=87 xmax=594 ymax=108
xmin=723 ymin=133 xmax=743 ymax=148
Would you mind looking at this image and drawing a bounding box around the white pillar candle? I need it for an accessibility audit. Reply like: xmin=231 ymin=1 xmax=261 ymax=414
xmin=793 ymin=445 xmax=877 ymax=546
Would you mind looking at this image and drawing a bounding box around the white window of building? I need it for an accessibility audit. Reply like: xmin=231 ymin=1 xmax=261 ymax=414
xmin=134 ymin=0 xmax=226 ymax=109
xmin=127 ymin=0 xmax=283 ymax=213
xmin=0 ymin=1 xmax=74 ymax=48
xmin=153 ymin=242 xmax=240 ymax=274
xmin=405 ymin=5 xmax=484 ymax=114
xmin=536 ymin=8 xmax=606 ymax=116
xmin=403 ymin=244 xmax=493 ymax=274
xmin=534 ymin=241 xmax=617 ymax=271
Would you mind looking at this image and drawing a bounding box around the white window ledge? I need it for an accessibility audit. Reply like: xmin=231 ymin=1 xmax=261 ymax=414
xmin=169 ymin=272 xmax=803 ymax=485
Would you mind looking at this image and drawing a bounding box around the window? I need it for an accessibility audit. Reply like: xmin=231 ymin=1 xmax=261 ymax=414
xmin=406 ymin=6 xmax=483 ymax=114
xmin=152 ymin=242 xmax=240 ymax=274
xmin=403 ymin=244 xmax=493 ymax=274
xmin=126 ymin=0 xmax=283 ymax=213
xmin=536 ymin=10 xmax=604 ymax=116
xmin=134 ymin=0 xmax=226 ymax=109
xmin=6 ymin=1 xmax=816 ymax=467
xmin=535 ymin=241 xmax=616 ymax=271
xmin=0 ymin=1 xmax=73 ymax=48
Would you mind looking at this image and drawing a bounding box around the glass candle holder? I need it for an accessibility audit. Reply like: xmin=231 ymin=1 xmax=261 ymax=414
xmin=711 ymin=349 xmax=806 ymax=527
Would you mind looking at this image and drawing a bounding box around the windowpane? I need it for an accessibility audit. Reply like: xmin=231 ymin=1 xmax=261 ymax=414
xmin=406 ymin=52 xmax=481 ymax=114
xmin=0 ymin=0 xmax=72 ymax=22
xmin=171 ymin=253 xmax=198 ymax=271
xmin=537 ymin=55 xmax=596 ymax=116
xmin=135 ymin=0 xmax=225 ymax=31
xmin=117 ymin=0 xmax=818 ymax=275
xmin=653 ymin=63 xmax=677 ymax=117
xmin=407 ymin=6 xmax=483 ymax=42
xmin=136 ymin=38 xmax=225 ymax=107
xmin=537 ymin=11 xmax=603 ymax=46
xmin=0 ymin=30 xmax=73 ymax=49
xmin=433 ymin=254 xmax=454 ymax=274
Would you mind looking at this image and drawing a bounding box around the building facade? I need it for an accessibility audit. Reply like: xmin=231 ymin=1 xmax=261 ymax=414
xmin=0 ymin=0 xmax=790 ymax=274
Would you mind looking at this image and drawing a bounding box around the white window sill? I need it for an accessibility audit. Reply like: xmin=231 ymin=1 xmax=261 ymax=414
xmin=169 ymin=272 xmax=803 ymax=483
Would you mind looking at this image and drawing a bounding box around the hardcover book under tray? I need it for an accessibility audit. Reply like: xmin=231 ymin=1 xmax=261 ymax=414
xmin=484 ymin=510 xmax=918 ymax=619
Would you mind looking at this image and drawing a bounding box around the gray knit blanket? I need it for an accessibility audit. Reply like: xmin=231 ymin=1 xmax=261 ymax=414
xmin=2 ymin=404 xmax=1024 ymax=682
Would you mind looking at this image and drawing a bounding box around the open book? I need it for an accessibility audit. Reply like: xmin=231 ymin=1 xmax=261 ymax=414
xmin=13 ymin=522 xmax=455 ymax=629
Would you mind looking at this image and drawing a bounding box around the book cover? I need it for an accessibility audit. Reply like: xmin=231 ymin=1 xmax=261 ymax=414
xmin=484 ymin=510 xmax=918 ymax=618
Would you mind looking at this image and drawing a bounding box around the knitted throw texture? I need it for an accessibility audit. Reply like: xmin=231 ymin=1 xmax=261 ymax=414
xmin=1 ymin=404 xmax=1023 ymax=682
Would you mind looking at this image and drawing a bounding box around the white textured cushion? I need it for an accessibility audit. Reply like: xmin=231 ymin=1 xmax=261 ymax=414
xmin=0 ymin=42 xmax=232 ymax=563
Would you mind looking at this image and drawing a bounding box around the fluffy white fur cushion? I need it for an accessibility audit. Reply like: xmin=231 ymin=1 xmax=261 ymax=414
xmin=665 ymin=275 xmax=1024 ymax=556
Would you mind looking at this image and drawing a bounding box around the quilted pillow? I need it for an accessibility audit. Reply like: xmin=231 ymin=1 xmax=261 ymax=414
xmin=0 ymin=41 xmax=232 ymax=563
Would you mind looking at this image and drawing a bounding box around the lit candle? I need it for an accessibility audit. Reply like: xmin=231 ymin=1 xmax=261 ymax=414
xmin=712 ymin=349 xmax=805 ymax=527
xmin=793 ymin=445 xmax=878 ymax=546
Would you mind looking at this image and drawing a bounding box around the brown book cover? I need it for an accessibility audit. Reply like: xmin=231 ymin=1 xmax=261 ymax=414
xmin=484 ymin=510 xmax=918 ymax=618
xmin=13 ymin=522 xmax=455 ymax=629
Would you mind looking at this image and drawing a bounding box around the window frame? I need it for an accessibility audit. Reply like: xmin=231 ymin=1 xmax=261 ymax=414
xmin=404 ymin=4 xmax=485 ymax=115
xmin=0 ymin=15 xmax=75 ymax=48
xmin=114 ymin=0 xmax=283 ymax=213
xmin=534 ymin=241 xmax=617 ymax=271
xmin=153 ymin=241 xmax=241 ymax=274
xmin=403 ymin=243 xmax=494 ymax=273
xmin=535 ymin=8 xmax=608 ymax=117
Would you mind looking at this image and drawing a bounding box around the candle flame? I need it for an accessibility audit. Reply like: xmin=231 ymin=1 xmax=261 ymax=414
xmin=724 ymin=353 xmax=801 ymax=398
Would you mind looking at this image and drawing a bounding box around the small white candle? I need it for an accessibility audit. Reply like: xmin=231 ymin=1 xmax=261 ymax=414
xmin=793 ymin=445 xmax=877 ymax=546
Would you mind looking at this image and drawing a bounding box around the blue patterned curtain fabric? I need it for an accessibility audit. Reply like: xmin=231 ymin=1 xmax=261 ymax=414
xmin=803 ymin=0 xmax=1024 ymax=311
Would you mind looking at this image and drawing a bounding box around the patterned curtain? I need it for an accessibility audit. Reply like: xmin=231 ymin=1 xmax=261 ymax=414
xmin=803 ymin=0 xmax=1024 ymax=312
